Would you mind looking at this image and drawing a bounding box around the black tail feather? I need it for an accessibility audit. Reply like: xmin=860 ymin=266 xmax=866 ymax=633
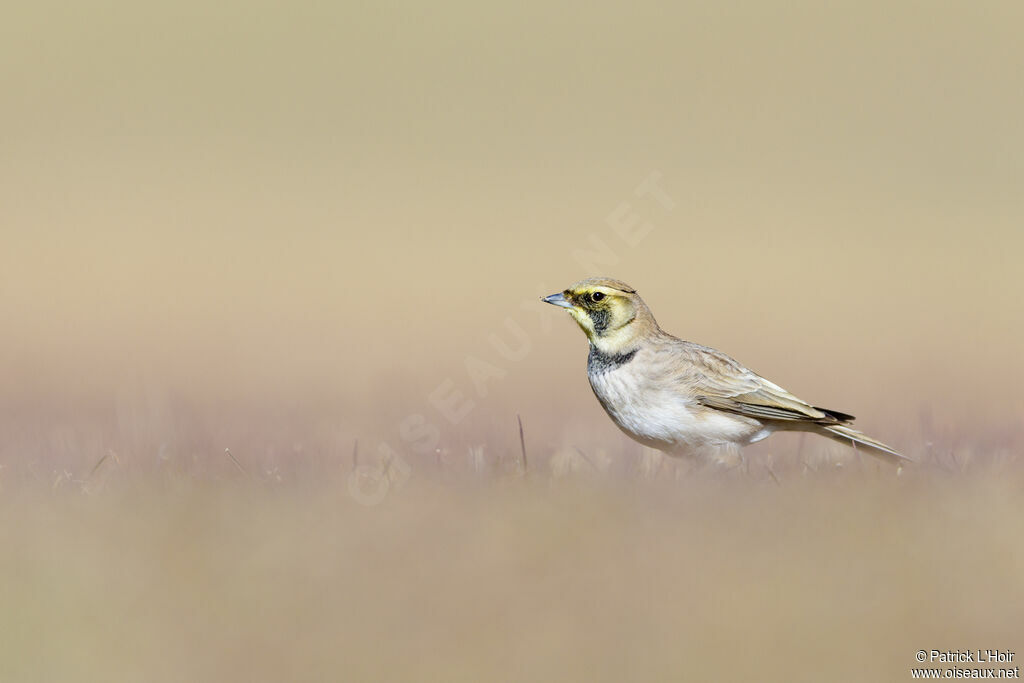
xmin=815 ymin=406 xmax=856 ymax=423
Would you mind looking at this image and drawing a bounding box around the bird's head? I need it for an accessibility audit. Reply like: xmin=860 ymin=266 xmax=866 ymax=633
xmin=542 ymin=277 xmax=658 ymax=352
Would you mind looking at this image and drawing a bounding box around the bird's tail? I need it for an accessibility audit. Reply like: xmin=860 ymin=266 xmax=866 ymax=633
xmin=818 ymin=424 xmax=911 ymax=466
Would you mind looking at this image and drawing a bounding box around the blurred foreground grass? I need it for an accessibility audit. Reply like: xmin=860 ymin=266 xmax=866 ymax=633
xmin=1 ymin=435 xmax=1021 ymax=683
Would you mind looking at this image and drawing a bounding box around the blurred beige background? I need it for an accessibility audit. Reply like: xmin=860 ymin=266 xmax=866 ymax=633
xmin=2 ymin=0 xmax=1023 ymax=450
xmin=2 ymin=5 xmax=1024 ymax=682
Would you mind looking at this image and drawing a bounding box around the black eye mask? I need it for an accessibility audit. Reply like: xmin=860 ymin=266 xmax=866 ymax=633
xmin=589 ymin=307 xmax=610 ymax=334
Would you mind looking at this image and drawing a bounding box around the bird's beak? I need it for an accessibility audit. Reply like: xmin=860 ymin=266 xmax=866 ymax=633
xmin=542 ymin=292 xmax=574 ymax=309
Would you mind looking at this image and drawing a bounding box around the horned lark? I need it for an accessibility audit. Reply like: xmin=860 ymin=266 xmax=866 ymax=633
xmin=542 ymin=277 xmax=907 ymax=464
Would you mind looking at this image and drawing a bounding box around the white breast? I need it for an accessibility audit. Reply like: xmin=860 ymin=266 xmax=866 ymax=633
xmin=588 ymin=363 xmax=765 ymax=455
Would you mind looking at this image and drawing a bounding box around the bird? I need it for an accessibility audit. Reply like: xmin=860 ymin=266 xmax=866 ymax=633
xmin=542 ymin=277 xmax=908 ymax=465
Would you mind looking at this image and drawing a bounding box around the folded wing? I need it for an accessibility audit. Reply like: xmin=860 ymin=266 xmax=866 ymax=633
xmin=662 ymin=339 xmax=908 ymax=463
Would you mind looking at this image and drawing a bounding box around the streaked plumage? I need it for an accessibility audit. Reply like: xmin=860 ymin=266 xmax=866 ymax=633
xmin=543 ymin=277 xmax=907 ymax=465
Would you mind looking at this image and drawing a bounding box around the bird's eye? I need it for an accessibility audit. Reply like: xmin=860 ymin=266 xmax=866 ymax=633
xmin=591 ymin=292 xmax=605 ymax=302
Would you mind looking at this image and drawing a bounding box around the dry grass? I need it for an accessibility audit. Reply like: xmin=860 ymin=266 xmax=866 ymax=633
xmin=1 ymin=409 xmax=1021 ymax=683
